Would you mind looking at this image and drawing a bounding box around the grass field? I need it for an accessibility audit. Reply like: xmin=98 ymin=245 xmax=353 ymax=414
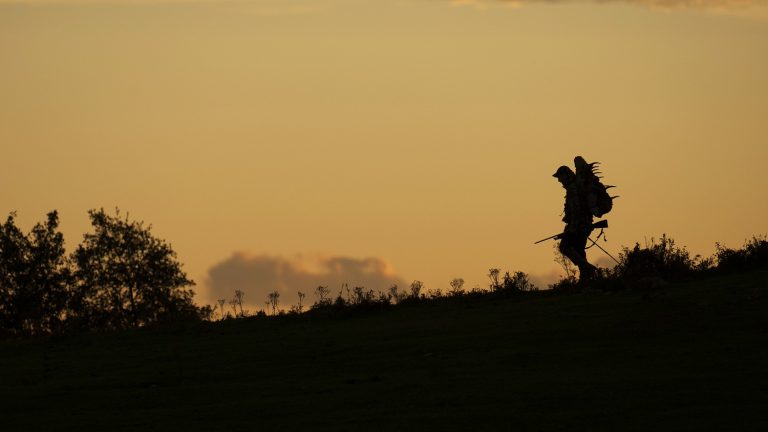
xmin=2 ymin=270 xmax=767 ymax=431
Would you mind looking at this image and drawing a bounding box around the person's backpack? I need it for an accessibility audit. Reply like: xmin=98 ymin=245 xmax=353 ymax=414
xmin=574 ymin=156 xmax=617 ymax=218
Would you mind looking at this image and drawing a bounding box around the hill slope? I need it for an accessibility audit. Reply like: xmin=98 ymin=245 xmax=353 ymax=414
xmin=2 ymin=270 xmax=767 ymax=431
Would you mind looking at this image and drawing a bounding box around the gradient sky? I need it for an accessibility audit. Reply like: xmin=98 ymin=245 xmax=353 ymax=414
xmin=2 ymin=0 xmax=767 ymax=309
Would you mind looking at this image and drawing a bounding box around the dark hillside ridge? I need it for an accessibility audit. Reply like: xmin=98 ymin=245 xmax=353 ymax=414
xmin=1 ymin=269 xmax=767 ymax=431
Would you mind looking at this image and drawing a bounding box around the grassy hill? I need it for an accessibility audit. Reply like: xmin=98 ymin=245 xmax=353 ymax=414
xmin=2 ymin=269 xmax=767 ymax=431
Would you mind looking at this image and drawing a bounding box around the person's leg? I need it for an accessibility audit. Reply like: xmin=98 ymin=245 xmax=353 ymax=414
xmin=559 ymin=232 xmax=596 ymax=282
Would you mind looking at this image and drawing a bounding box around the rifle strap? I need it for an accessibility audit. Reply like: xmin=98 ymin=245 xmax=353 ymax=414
xmin=585 ymin=227 xmax=605 ymax=250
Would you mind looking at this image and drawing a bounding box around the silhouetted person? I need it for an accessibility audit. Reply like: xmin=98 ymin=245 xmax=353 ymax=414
xmin=553 ymin=159 xmax=599 ymax=283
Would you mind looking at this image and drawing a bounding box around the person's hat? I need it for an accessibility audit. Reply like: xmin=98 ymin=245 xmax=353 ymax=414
xmin=552 ymin=165 xmax=573 ymax=178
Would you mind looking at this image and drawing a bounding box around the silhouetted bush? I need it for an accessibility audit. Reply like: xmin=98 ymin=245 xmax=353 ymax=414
xmin=615 ymin=235 xmax=708 ymax=283
xmin=409 ymin=280 xmax=424 ymax=299
xmin=487 ymin=269 xmax=537 ymax=295
xmin=289 ymin=291 xmax=306 ymax=314
xmin=502 ymin=271 xmax=536 ymax=292
xmin=267 ymin=291 xmax=280 ymax=315
xmin=549 ymin=276 xmax=579 ymax=292
xmin=715 ymin=236 xmax=768 ymax=272
xmin=449 ymin=278 xmax=465 ymax=296
xmin=488 ymin=268 xmax=501 ymax=291
xmin=389 ymin=284 xmax=406 ymax=304
xmin=312 ymin=285 xmax=332 ymax=309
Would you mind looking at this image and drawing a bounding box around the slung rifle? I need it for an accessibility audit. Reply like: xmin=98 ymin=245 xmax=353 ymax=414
xmin=534 ymin=219 xmax=609 ymax=244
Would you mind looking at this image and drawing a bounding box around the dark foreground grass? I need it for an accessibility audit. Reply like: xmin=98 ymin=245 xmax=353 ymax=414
xmin=2 ymin=270 xmax=767 ymax=431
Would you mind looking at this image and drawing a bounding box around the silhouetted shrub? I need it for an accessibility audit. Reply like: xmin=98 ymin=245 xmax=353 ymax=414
xmin=715 ymin=236 xmax=768 ymax=272
xmin=426 ymin=288 xmax=444 ymax=299
xmin=549 ymin=276 xmax=578 ymax=292
xmin=293 ymin=291 xmax=306 ymax=313
xmin=216 ymin=299 xmax=227 ymax=320
xmin=389 ymin=284 xmax=406 ymax=304
xmin=615 ymin=235 xmax=706 ymax=283
xmin=488 ymin=268 xmax=501 ymax=291
xmin=449 ymin=278 xmax=465 ymax=296
xmin=502 ymin=271 xmax=536 ymax=292
xmin=409 ymin=280 xmax=424 ymax=299
xmin=267 ymin=291 xmax=280 ymax=315
xmin=313 ymin=285 xmax=332 ymax=308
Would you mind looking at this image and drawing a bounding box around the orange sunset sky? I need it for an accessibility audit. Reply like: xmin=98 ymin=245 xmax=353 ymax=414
xmin=2 ymin=0 xmax=767 ymax=310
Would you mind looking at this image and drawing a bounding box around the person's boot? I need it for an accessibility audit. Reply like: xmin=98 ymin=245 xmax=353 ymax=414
xmin=577 ymin=263 xmax=597 ymax=286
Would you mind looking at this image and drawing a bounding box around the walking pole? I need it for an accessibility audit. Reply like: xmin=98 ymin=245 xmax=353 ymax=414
xmin=587 ymin=237 xmax=621 ymax=266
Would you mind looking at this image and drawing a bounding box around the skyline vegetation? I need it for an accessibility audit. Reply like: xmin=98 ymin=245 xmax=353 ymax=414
xmin=1 ymin=209 xmax=766 ymax=337
xmin=0 ymin=209 xmax=209 ymax=338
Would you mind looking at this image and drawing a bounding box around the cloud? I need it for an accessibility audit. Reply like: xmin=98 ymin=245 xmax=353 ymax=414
xmin=202 ymin=252 xmax=407 ymax=312
xmin=593 ymin=254 xmax=620 ymax=269
xmin=528 ymin=269 xmax=563 ymax=289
